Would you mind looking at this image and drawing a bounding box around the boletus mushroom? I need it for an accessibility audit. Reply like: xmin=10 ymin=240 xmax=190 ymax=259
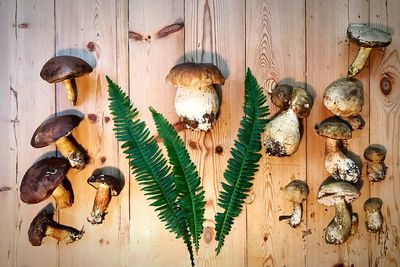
xmin=315 ymin=116 xmax=360 ymax=183
xmin=40 ymin=55 xmax=93 ymax=105
xmin=347 ymin=23 xmax=392 ymax=77
xmin=166 ymin=62 xmax=225 ymax=131
xmin=20 ymin=157 xmax=73 ymax=209
xmin=317 ymin=179 xmax=360 ymax=245
xmin=31 ymin=115 xmax=86 ymax=169
xmin=28 ymin=209 xmax=84 ymax=246
xmin=87 ymin=174 xmax=122 ymax=224
xmin=279 ymin=180 xmax=309 ymax=228
xmin=363 ymin=197 xmax=383 ymax=233
xmin=364 ymin=144 xmax=387 ymax=182
xmin=271 ymin=84 xmax=293 ymax=110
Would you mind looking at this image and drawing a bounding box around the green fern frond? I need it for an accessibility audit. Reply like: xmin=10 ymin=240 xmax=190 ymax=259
xmin=106 ymin=76 xmax=194 ymax=265
xmin=214 ymin=68 xmax=269 ymax=255
xmin=150 ymin=107 xmax=206 ymax=252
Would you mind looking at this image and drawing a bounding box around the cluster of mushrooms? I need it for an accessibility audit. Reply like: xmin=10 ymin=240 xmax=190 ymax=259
xmin=21 ymin=56 xmax=122 ymax=246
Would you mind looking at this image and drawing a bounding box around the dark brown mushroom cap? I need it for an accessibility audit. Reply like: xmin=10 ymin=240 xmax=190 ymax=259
xmin=31 ymin=115 xmax=82 ymax=148
xmin=28 ymin=209 xmax=53 ymax=246
xmin=166 ymin=62 xmax=225 ymax=89
xmin=20 ymin=157 xmax=70 ymax=204
xmin=283 ymin=180 xmax=309 ymax=203
xmin=347 ymin=24 xmax=392 ymax=48
xmin=314 ymin=116 xmax=352 ymax=140
xmin=271 ymin=84 xmax=293 ymax=110
xmin=40 ymin=56 xmax=93 ymax=83
xmin=87 ymin=174 xmax=122 ymax=196
xmin=290 ymin=86 xmax=314 ymax=118
xmin=317 ymin=180 xmax=360 ymax=206
xmin=364 ymin=197 xmax=383 ymax=213
xmin=364 ymin=144 xmax=386 ymax=162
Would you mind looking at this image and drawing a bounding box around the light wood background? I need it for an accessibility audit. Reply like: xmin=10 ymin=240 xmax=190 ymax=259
xmin=1 ymin=0 xmax=399 ymax=266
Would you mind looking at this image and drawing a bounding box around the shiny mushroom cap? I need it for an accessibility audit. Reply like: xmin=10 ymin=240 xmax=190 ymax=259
xmin=323 ymin=78 xmax=363 ymax=118
xmin=87 ymin=174 xmax=122 ymax=196
xmin=364 ymin=197 xmax=383 ymax=213
xmin=317 ymin=179 xmax=360 ymax=206
xmin=28 ymin=209 xmax=53 ymax=246
xmin=364 ymin=144 xmax=386 ymax=162
xmin=40 ymin=56 xmax=93 ymax=83
xmin=166 ymin=62 xmax=225 ymax=89
xmin=283 ymin=180 xmax=309 ymax=203
xmin=290 ymin=86 xmax=314 ymax=118
xmin=315 ymin=116 xmax=352 ymax=140
xmin=31 ymin=115 xmax=82 ymax=148
xmin=271 ymin=84 xmax=293 ymax=110
xmin=20 ymin=157 xmax=70 ymax=204
xmin=347 ymin=24 xmax=392 ymax=48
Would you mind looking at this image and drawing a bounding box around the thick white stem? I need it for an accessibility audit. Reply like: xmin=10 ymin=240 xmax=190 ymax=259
xmin=325 ymin=199 xmax=352 ymax=245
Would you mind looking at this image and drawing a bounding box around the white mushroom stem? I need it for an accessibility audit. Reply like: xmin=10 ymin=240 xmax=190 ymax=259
xmin=366 ymin=211 xmax=383 ymax=233
xmin=88 ymin=183 xmax=111 ymax=224
xmin=279 ymin=202 xmax=303 ymax=228
xmin=348 ymin=47 xmax=372 ymax=77
xmin=45 ymin=224 xmax=84 ymax=244
xmin=54 ymin=136 xmax=86 ymax=169
xmin=52 ymin=183 xmax=73 ymax=209
xmin=325 ymin=198 xmax=352 ymax=245
xmin=325 ymin=138 xmax=360 ymax=183
xmin=63 ymin=79 xmax=77 ymax=106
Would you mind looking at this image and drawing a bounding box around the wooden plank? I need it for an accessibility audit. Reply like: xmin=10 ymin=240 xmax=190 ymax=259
xmin=369 ymin=0 xmax=400 ymax=266
xmin=184 ymin=1 xmax=246 ymax=266
xmin=55 ymin=1 xmax=128 ymax=266
xmin=245 ymin=0 xmax=307 ymax=266
xmin=128 ymin=1 xmax=187 ymax=266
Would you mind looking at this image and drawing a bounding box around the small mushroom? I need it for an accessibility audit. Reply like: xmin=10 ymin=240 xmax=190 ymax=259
xmin=364 ymin=197 xmax=383 ymax=233
xmin=166 ymin=62 xmax=225 ymax=131
xmin=317 ymin=179 xmax=360 ymax=245
xmin=279 ymin=180 xmax=309 ymax=228
xmin=28 ymin=209 xmax=84 ymax=246
xmin=31 ymin=115 xmax=86 ymax=169
xmin=290 ymin=86 xmax=314 ymax=118
xmin=315 ymin=116 xmax=360 ymax=183
xmin=20 ymin=157 xmax=73 ymax=209
xmin=271 ymin=84 xmax=293 ymax=110
xmin=87 ymin=174 xmax=122 ymax=224
xmin=341 ymin=114 xmax=365 ymax=130
xmin=364 ymin=144 xmax=387 ymax=182
xmin=347 ymin=24 xmax=392 ymax=77
xmin=40 ymin=56 xmax=93 ymax=105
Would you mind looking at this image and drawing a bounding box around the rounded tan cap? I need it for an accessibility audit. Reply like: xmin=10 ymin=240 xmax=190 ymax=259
xmin=283 ymin=180 xmax=309 ymax=203
xmin=347 ymin=24 xmax=392 ymax=48
xmin=364 ymin=144 xmax=386 ymax=162
xmin=315 ymin=116 xmax=352 ymax=140
xmin=317 ymin=180 xmax=360 ymax=206
xmin=363 ymin=197 xmax=383 ymax=212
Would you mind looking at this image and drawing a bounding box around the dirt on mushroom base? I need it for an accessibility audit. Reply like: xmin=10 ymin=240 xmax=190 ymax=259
xmin=180 ymin=112 xmax=216 ymax=131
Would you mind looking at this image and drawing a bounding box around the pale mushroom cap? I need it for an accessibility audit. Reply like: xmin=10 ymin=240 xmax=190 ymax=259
xmin=364 ymin=144 xmax=386 ymax=162
xmin=315 ymin=116 xmax=352 ymax=140
xmin=364 ymin=198 xmax=383 ymax=213
xmin=317 ymin=180 xmax=360 ymax=206
xmin=271 ymin=84 xmax=293 ymax=110
xmin=283 ymin=180 xmax=309 ymax=203
xmin=323 ymin=78 xmax=363 ymax=118
xmin=347 ymin=23 xmax=392 ymax=48
xmin=290 ymin=86 xmax=314 ymax=118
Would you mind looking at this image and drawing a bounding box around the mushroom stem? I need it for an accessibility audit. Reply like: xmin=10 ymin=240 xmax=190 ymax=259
xmin=45 ymin=224 xmax=84 ymax=244
xmin=52 ymin=181 xmax=73 ymax=209
xmin=54 ymin=136 xmax=86 ymax=169
xmin=348 ymin=47 xmax=372 ymax=77
xmin=325 ymin=198 xmax=352 ymax=245
xmin=88 ymin=183 xmax=111 ymax=224
xmin=366 ymin=211 xmax=383 ymax=233
xmin=367 ymin=162 xmax=387 ymax=182
xmin=279 ymin=203 xmax=303 ymax=228
xmin=63 ymin=79 xmax=77 ymax=106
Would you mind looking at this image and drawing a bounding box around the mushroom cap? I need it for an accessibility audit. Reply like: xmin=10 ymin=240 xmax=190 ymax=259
xmin=323 ymin=78 xmax=363 ymax=118
xmin=271 ymin=84 xmax=293 ymax=110
xmin=283 ymin=180 xmax=309 ymax=203
xmin=347 ymin=23 xmax=392 ymax=48
xmin=364 ymin=144 xmax=386 ymax=162
xmin=317 ymin=179 xmax=360 ymax=206
xmin=166 ymin=62 xmax=225 ymax=89
xmin=40 ymin=56 xmax=93 ymax=83
xmin=87 ymin=174 xmax=122 ymax=196
xmin=28 ymin=209 xmax=53 ymax=246
xmin=20 ymin=157 xmax=70 ymax=204
xmin=31 ymin=115 xmax=82 ymax=148
xmin=364 ymin=197 xmax=383 ymax=213
xmin=314 ymin=116 xmax=352 ymax=140
xmin=290 ymin=86 xmax=314 ymax=118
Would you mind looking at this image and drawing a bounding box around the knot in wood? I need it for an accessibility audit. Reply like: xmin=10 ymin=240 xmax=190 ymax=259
xmin=380 ymin=75 xmax=392 ymax=95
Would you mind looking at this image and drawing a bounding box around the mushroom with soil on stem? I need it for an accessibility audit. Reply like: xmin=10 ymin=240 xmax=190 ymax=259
xmin=315 ymin=116 xmax=360 ymax=183
xmin=166 ymin=62 xmax=225 ymax=131
xmin=31 ymin=115 xmax=86 ymax=169
xmin=264 ymin=86 xmax=313 ymax=157
xmin=20 ymin=157 xmax=73 ymax=209
xmin=364 ymin=197 xmax=383 ymax=233
xmin=279 ymin=180 xmax=309 ymax=228
xmin=317 ymin=179 xmax=361 ymax=245
xmin=87 ymin=174 xmax=122 ymax=224
xmin=364 ymin=144 xmax=387 ymax=182
xmin=40 ymin=55 xmax=93 ymax=105
xmin=347 ymin=23 xmax=392 ymax=77
xmin=28 ymin=208 xmax=84 ymax=246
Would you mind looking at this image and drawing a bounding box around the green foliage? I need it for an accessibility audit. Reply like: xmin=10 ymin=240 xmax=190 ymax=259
xmin=214 ymin=68 xmax=269 ymax=255
xmin=150 ymin=107 xmax=206 ymax=252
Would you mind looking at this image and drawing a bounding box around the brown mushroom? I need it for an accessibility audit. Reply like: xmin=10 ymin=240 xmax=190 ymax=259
xmin=28 ymin=209 xmax=84 ymax=246
xmin=364 ymin=144 xmax=387 ymax=182
xmin=31 ymin=115 xmax=86 ymax=169
xmin=166 ymin=62 xmax=225 ymax=131
xmin=279 ymin=180 xmax=309 ymax=228
xmin=364 ymin=197 xmax=383 ymax=233
xmin=40 ymin=55 xmax=93 ymax=105
xmin=271 ymin=84 xmax=293 ymax=110
xmin=20 ymin=157 xmax=73 ymax=209
xmin=87 ymin=174 xmax=122 ymax=224
xmin=290 ymin=86 xmax=314 ymax=118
